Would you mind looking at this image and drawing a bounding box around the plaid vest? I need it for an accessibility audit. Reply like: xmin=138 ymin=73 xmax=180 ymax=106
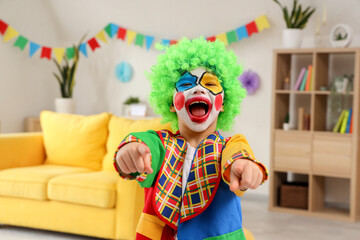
xmin=153 ymin=130 xmax=228 ymax=229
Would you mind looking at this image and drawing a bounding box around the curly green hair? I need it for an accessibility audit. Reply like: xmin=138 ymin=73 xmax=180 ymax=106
xmin=148 ymin=37 xmax=246 ymax=131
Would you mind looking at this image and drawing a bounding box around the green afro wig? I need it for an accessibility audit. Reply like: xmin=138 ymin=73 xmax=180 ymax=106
xmin=148 ymin=37 xmax=246 ymax=131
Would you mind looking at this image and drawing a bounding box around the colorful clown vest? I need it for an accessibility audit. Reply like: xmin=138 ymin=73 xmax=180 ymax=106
xmin=153 ymin=130 xmax=227 ymax=229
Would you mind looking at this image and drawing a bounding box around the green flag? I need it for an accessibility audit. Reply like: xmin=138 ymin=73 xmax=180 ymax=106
xmin=226 ymin=30 xmax=238 ymax=44
xmin=14 ymin=35 xmax=28 ymax=50
xmin=135 ymin=34 xmax=144 ymax=47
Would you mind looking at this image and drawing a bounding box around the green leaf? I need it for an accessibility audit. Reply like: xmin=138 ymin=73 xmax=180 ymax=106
xmin=283 ymin=7 xmax=291 ymax=28
xmin=292 ymin=5 xmax=302 ymax=28
xmin=290 ymin=0 xmax=298 ymax=23
xmin=296 ymin=8 xmax=316 ymax=29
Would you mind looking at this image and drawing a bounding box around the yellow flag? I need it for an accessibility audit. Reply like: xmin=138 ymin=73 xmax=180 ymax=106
xmin=216 ymin=33 xmax=228 ymax=46
xmin=96 ymin=30 xmax=108 ymax=43
xmin=53 ymin=48 xmax=65 ymax=64
xmin=3 ymin=26 xmax=19 ymax=43
xmin=255 ymin=15 xmax=270 ymax=32
xmin=127 ymin=30 xmax=136 ymax=45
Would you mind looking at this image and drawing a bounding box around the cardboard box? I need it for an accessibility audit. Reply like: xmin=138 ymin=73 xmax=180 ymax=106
xmin=280 ymin=183 xmax=308 ymax=209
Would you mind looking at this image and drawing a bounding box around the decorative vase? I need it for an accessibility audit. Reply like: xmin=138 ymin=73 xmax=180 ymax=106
xmin=282 ymin=29 xmax=303 ymax=48
xmin=55 ymin=98 xmax=76 ymax=114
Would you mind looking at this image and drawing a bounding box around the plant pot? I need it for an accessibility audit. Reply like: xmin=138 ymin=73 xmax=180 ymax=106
xmin=123 ymin=104 xmax=147 ymax=117
xmin=282 ymin=29 xmax=303 ymax=48
xmin=283 ymin=123 xmax=290 ymax=131
xmin=55 ymin=98 xmax=76 ymax=114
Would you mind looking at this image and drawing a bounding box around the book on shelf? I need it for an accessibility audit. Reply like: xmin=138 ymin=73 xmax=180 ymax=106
xmin=333 ymin=108 xmax=353 ymax=133
xmin=297 ymin=107 xmax=310 ymax=130
xmin=305 ymin=65 xmax=312 ymax=91
xmin=299 ymin=69 xmax=308 ymax=91
xmin=340 ymin=110 xmax=349 ymax=134
xmin=293 ymin=68 xmax=306 ymax=90
xmin=346 ymin=108 xmax=352 ymax=133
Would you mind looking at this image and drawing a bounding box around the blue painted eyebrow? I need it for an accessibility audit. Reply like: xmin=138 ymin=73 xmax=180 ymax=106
xmin=175 ymin=72 xmax=197 ymax=92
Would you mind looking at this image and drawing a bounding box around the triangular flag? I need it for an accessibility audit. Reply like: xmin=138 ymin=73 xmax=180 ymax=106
xmin=246 ymin=21 xmax=258 ymax=36
xmin=14 ymin=35 xmax=28 ymax=50
xmin=135 ymin=33 xmax=144 ymax=47
xmin=206 ymin=36 xmax=216 ymax=42
xmin=79 ymin=43 xmax=88 ymax=57
xmin=96 ymin=30 xmax=107 ymax=43
xmin=88 ymin=37 xmax=100 ymax=51
xmin=145 ymin=36 xmax=154 ymax=50
xmin=255 ymin=15 xmax=270 ymax=32
xmin=0 ymin=19 xmax=8 ymax=35
xmin=53 ymin=48 xmax=65 ymax=64
xmin=29 ymin=42 xmax=40 ymax=57
xmin=216 ymin=33 xmax=228 ymax=46
xmin=126 ymin=30 xmax=136 ymax=45
xmin=66 ymin=47 xmax=75 ymax=59
xmin=117 ymin=27 xmax=127 ymax=40
xmin=105 ymin=23 xmax=118 ymax=38
xmin=170 ymin=40 xmax=178 ymax=45
xmin=41 ymin=46 xmax=52 ymax=60
xmin=236 ymin=26 xmax=249 ymax=40
xmin=161 ymin=39 xmax=170 ymax=47
xmin=3 ymin=26 xmax=18 ymax=42
xmin=226 ymin=31 xmax=238 ymax=44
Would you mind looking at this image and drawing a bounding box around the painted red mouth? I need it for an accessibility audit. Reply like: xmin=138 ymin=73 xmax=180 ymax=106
xmin=185 ymin=96 xmax=212 ymax=123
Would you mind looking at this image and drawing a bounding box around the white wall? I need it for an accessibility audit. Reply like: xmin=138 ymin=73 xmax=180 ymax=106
xmin=1 ymin=0 xmax=360 ymax=197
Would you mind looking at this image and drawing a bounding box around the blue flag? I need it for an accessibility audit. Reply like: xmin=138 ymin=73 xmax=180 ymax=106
xmin=145 ymin=36 xmax=154 ymax=50
xmin=236 ymin=26 xmax=249 ymax=40
xmin=29 ymin=42 xmax=40 ymax=57
xmin=79 ymin=43 xmax=88 ymax=57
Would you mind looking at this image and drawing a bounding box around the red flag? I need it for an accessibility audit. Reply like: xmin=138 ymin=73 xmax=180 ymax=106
xmin=246 ymin=21 xmax=258 ymax=36
xmin=206 ymin=36 xmax=216 ymax=42
xmin=41 ymin=47 xmax=52 ymax=60
xmin=117 ymin=27 xmax=127 ymax=40
xmin=170 ymin=40 xmax=178 ymax=45
xmin=88 ymin=38 xmax=100 ymax=51
xmin=0 ymin=19 xmax=8 ymax=35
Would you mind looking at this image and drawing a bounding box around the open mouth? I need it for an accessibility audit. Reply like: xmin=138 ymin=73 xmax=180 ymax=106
xmin=185 ymin=97 xmax=212 ymax=123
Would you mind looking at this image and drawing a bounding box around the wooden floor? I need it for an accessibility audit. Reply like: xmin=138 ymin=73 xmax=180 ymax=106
xmin=1 ymin=194 xmax=360 ymax=240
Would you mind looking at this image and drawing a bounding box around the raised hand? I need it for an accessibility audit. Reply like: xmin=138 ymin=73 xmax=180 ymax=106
xmin=115 ymin=142 xmax=153 ymax=175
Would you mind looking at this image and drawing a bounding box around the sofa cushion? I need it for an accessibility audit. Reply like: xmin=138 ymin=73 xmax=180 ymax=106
xmin=102 ymin=116 xmax=172 ymax=171
xmin=0 ymin=165 xmax=91 ymax=200
xmin=41 ymin=111 xmax=110 ymax=170
xmin=48 ymin=171 xmax=118 ymax=208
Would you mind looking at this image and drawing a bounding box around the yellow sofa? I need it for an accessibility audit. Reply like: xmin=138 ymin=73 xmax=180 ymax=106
xmin=0 ymin=111 xmax=172 ymax=240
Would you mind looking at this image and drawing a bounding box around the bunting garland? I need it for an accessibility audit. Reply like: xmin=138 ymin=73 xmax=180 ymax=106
xmin=0 ymin=15 xmax=270 ymax=63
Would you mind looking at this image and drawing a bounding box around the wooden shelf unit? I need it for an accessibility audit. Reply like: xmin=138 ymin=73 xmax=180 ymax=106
xmin=269 ymin=48 xmax=360 ymax=222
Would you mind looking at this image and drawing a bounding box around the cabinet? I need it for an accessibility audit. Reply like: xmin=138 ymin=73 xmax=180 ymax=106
xmin=269 ymin=48 xmax=360 ymax=222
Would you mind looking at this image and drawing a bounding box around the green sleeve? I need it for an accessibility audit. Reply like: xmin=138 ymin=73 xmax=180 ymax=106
xmin=132 ymin=130 xmax=165 ymax=188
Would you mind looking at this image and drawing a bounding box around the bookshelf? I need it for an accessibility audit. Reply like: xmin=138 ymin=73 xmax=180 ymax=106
xmin=269 ymin=48 xmax=360 ymax=222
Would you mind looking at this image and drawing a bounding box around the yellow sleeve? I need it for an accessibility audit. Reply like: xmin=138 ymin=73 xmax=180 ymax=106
xmin=221 ymin=134 xmax=268 ymax=197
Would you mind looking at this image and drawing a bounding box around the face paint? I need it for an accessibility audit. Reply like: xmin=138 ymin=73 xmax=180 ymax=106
xmin=173 ymin=67 xmax=224 ymax=132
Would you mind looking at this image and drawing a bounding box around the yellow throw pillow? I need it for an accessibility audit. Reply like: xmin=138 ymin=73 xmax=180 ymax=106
xmin=40 ymin=111 xmax=110 ymax=170
xmin=102 ymin=116 xmax=172 ymax=171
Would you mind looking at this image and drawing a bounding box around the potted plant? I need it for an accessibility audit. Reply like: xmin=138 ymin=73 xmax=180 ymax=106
xmin=273 ymin=0 xmax=316 ymax=48
xmin=123 ymin=97 xmax=147 ymax=117
xmin=53 ymin=38 xmax=83 ymax=113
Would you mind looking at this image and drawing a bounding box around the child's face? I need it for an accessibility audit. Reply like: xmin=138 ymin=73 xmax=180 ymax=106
xmin=171 ymin=67 xmax=224 ymax=132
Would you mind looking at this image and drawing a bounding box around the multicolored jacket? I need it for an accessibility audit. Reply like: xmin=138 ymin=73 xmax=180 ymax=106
xmin=114 ymin=130 xmax=268 ymax=240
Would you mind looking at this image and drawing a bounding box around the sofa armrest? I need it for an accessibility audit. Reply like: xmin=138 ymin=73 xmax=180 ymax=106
xmin=0 ymin=132 xmax=45 ymax=170
xmin=114 ymin=178 xmax=144 ymax=240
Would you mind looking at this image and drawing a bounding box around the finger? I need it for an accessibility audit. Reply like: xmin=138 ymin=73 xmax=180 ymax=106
xmin=117 ymin=156 xmax=131 ymax=174
xmin=124 ymin=150 xmax=137 ymax=173
xmin=132 ymin=150 xmax=145 ymax=173
xmin=138 ymin=145 xmax=153 ymax=174
xmin=229 ymin=169 xmax=240 ymax=192
xmin=239 ymin=165 xmax=252 ymax=190
xmin=255 ymin=170 xmax=263 ymax=188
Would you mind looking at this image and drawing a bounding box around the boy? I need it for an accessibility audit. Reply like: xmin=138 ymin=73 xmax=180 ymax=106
xmin=114 ymin=38 xmax=268 ymax=240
